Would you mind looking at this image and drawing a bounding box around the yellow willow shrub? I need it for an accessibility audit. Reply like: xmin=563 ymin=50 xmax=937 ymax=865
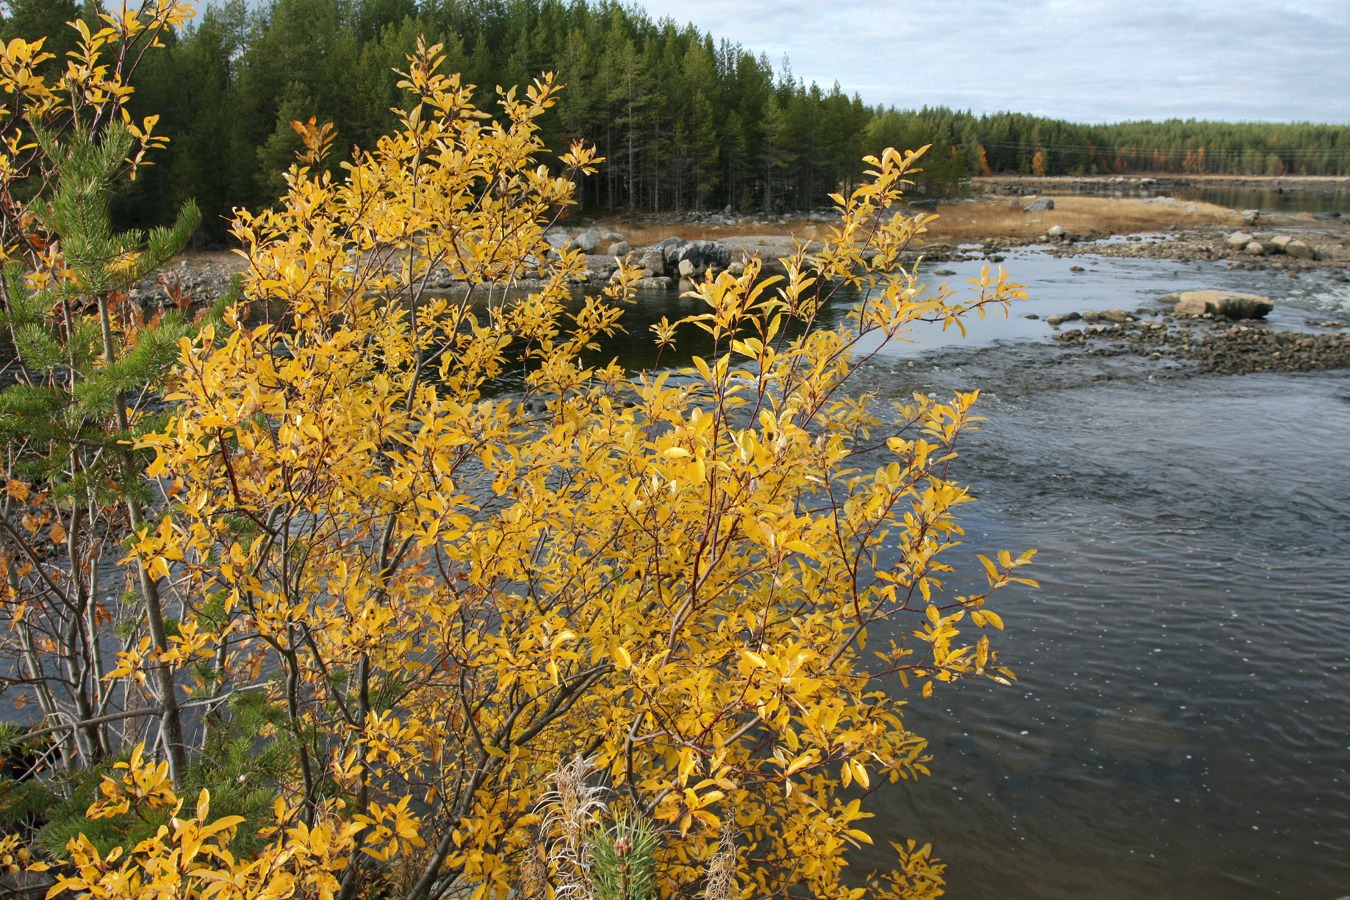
xmin=125 ymin=41 xmax=1033 ymax=900
xmin=27 ymin=744 xmax=363 ymax=899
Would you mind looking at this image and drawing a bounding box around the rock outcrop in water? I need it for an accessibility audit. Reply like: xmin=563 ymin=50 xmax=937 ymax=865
xmin=1159 ymin=290 xmax=1275 ymax=320
xmin=1051 ymin=316 xmax=1350 ymax=374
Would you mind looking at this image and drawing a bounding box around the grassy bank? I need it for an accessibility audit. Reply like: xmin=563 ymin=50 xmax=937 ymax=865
xmin=600 ymin=195 xmax=1242 ymax=250
xmin=922 ymin=195 xmax=1241 ymax=242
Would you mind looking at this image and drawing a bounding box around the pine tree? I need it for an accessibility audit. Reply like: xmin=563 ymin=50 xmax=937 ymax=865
xmin=0 ymin=125 xmax=206 ymax=780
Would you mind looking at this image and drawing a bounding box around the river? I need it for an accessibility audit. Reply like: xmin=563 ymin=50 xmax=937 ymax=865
xmin=884 ymin=365 xmax=1349 ymax=899
xmin=615 ymin=244 xmax=1349 ymax=898
xmin=850 ymin=251 xmax=1348 ymax=899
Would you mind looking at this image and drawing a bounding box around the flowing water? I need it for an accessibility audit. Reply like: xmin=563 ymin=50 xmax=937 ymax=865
xmin=854 ymin=356 xmax=1350 ymax=899
xmin=613 ymin=247 xmax=1350 ymax=898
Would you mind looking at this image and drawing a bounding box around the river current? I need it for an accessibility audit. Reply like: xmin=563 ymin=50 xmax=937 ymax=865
xmin=857 ymin=253 xmax=1348 ymax=898
xmin=619 ymin=244 xmax=1350 ymax=898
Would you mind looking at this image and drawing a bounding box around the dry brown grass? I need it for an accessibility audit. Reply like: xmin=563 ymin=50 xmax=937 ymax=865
xmin=589 ymin=195 xmax=1243 ymax=249
xmin=923 ymin=195 xmax=1243 ymax=242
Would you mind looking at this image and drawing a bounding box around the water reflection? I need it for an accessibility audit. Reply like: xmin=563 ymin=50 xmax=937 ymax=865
xmin=1171 ymin=185 xmax=1350 ymax=217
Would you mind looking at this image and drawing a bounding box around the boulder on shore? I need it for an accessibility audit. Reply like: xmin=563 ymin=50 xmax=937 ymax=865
xmin=1285 ymin=239 xmax=1318 ymax=260
xmin=1159 ymin=290 xmax=1274 ymax=320
xmin=1023 ymin=197 xmax=1054 ymax=213
xmin=570 ymin=229 xmax=600 ymax=253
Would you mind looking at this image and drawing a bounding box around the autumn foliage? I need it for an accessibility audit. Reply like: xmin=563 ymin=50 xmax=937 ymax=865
xmin=0 ymin=5 xmax=1033 ymax=898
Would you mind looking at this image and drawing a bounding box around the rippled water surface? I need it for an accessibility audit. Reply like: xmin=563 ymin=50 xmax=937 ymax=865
xmin=840 ymin=261 xmax=1350 ymax=898
xmin=860 ymin=365 xmax=1350 ymax=899
xmin=619 ymin=253 xmax=1350 ymax=898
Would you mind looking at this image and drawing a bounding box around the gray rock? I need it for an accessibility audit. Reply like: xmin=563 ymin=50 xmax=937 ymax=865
xmin=1225 ymin=231 xmax=1254 ymax=250
xmin=544 ymin=230 xmax=571 ymax=250
xmin=1242 ymin=209 xmax=1260 ymax=225
xmin=608 ymin=241 xmax=631 ymax=257
xmin=710 ymin=242 xmax=732 ymax=268
xmin=570 ymin=229 xmax=599 ymax=253
xmin=1269 ymin=234 xmax=1294 ymax=253
xmin=633 ymin=276 xmax=674 ymax=290
xmin=1047 ymin=224 xmax=1069 ymax=240
xmin=677 ymin=258 xmax=699 ymax=278
xmin=1285 ymin=239 xmax=1317 ymax=260
xmin=662 ymin=240 xmax=686 ymax=267
xmin=1167 ymin=290 xmax=1274 ymax=320
xmin=1023 ymin=197 xmax=1054 ymax=212
xmin=679 ymin=240 xmax=730 ymax=270
xmin=1245 ymin=241 xmax=1266 ymax=256
xmin=933 ymin=268 xmax=956 ymax=276
xmin=585 ymin=258 xmax=618 ymax=281
xmin=634 ymin=249 xmax=665 ymax=273
xmin=1100 ymin=308 xmax=1133 ymax=324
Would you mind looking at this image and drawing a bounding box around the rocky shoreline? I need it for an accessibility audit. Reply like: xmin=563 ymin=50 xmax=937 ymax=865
xmin=997 ymin=216 xmax=1350 ymax=274
xmin=1047 ymin=311 xmax=1350 ymax=375
xmin=151 ymin=197 xmax=1350 ymax=378
xmin=976 ymin=173 xmax=1350 ymax=200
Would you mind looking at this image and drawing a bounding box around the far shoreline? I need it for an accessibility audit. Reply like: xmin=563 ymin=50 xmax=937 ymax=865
xmin=975 ymin=173 xmax=1350 ymax=193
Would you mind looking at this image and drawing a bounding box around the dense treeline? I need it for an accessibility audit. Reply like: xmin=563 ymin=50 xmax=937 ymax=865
xmin=3 ymin=0 xmax=1349 ymax=244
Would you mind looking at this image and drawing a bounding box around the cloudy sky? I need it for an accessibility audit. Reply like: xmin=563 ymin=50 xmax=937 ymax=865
xmin=627 ymin=0 xmax=1350 ymax=124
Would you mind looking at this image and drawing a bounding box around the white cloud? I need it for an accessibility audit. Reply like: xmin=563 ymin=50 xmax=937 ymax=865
xmin=632 ymin=0 xmax=1350 ymax=122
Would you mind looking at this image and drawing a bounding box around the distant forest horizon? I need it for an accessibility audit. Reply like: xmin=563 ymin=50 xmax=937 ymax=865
xmin=6 ymin=0 xmax=1350 ymax=243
